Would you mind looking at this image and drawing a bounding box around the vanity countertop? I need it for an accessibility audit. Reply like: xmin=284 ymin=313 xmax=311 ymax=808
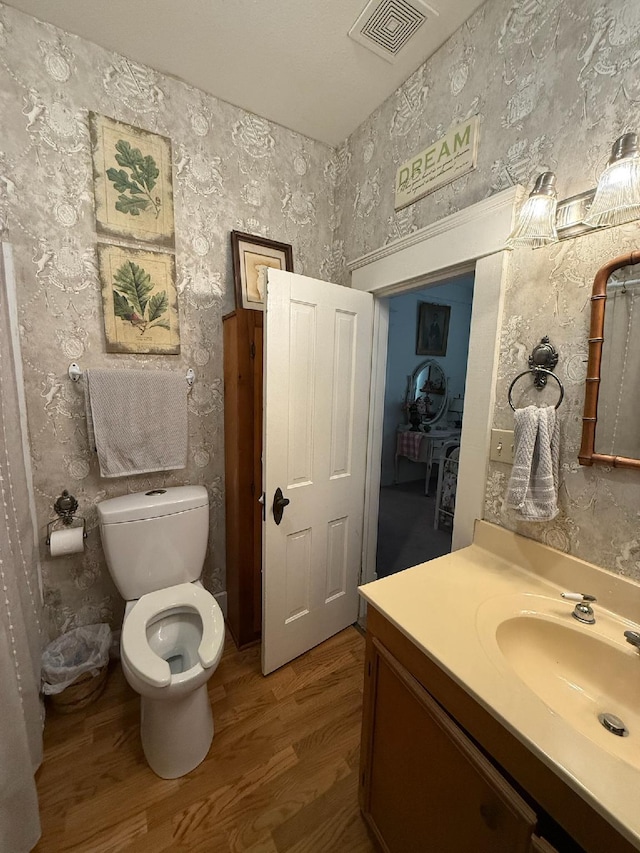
xmin=359 ymin=520 xmax=640 ymax=850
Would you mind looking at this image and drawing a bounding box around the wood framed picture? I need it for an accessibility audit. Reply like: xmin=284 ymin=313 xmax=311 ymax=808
xmin=89 ymin=112 xmax=175 ymax=249
xmin=97 ymin=243 xmax=180 ymax=354
xmin=231 ymin=231 xmax=293 ymax=311
xmin=416 ymin=302 xmax=450 ymax=356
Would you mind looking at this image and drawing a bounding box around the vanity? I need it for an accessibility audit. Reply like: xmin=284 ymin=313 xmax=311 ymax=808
xmin=358 ymin=522 xmax=640 ymax=853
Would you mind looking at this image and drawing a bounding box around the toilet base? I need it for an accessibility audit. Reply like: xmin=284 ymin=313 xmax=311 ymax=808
xmin=140 ymin=684 xmax=213 ymax=779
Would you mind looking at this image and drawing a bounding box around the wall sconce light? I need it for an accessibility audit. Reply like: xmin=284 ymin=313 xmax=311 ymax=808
xmin=583 ymin=133 xmax=640 ymax=228
xmin=506 ymin=132 xmax=640 ymax=249
xmin=506 ymin=172 xmax=558 ymax=249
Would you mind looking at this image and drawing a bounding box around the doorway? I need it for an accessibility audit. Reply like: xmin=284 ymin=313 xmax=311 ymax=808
xmin=376 ymin=273 xmax=475 ymax=577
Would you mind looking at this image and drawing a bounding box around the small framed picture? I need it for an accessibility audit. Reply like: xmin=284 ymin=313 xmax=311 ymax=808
xmin=231 ymin=231 xmax=293 ymax=311
xmin=416 ymin=302 xmax=450 ymax=356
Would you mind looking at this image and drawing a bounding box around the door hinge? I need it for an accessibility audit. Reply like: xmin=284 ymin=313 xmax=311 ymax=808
xmin=250 ymin=341 xmax=256 ymax=359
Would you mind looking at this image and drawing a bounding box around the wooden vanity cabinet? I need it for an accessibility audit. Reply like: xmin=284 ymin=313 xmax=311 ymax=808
xmin=360 ymin=607 xmax=636 ymax=853
xmin=223 ymin=309 xmax=263 ymax=649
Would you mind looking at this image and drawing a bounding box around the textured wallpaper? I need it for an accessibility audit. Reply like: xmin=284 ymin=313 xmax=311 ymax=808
xmin=3 ymin=0 xmax=640 ymax=640
xmin=334 ymin=0 xmax=640 ymax=579
xmin=0 ymin=3 xmax=336 ymax=637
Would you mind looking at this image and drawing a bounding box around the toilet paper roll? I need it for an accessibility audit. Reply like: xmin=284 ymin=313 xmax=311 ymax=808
xmin=48 ymin=526 xmax=85 ymax=557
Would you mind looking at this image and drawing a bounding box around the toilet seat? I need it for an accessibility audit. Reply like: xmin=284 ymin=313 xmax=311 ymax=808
xmin=122 ymin=583 xmax=223 ymax=688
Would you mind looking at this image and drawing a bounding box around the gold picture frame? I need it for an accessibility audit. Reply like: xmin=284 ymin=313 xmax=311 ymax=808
xmin=231 ymin=231 xmax=294 ymax=311
xmin=89 ymin=113 xmax=175 ymax=249
xmin=97 ymin=243 xmax=180 ymax=354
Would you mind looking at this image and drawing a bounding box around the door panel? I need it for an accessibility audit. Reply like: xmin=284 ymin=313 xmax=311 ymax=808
xmin=262 ymin=269 xmax=373 ymax=674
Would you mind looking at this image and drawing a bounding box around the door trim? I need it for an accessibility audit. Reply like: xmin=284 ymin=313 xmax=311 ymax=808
xmin=350 ymin=187 xmax=523 ymax=589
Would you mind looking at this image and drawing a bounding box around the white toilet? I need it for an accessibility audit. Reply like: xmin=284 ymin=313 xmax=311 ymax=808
xmin=97 ymin=485 xmax=224 ymax=779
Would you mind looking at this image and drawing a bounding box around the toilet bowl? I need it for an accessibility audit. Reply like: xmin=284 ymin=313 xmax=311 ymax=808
xmin=97 ymin=486 xmax=224 ymax=779
xmin=121 ymin=582 xmax=224 ymax=778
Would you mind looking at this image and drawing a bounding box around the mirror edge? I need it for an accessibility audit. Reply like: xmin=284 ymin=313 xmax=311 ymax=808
xmin=578 ymin=249 xmax=640 ymax=471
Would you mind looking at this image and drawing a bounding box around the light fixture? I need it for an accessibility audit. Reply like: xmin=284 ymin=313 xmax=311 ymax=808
xmin=584 ymin=132 xmax=640 ymax=228
xmin=506 ymin=172 xmax=558 ymax=249
xmin=506 ymin=132 xmax=640 ymax=249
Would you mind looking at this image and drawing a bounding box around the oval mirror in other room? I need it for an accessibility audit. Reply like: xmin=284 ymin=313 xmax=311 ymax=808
xmin=405 ymin=359 xmax=448 ymax=427
xmin=579 ymin=250 xmax=640 ymax=470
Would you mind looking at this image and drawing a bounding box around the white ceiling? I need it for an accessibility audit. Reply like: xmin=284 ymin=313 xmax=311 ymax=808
xmin=5 ymin=0 xmax=486 ymax=146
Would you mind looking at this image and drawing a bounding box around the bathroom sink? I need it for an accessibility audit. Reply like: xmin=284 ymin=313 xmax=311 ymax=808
xmin=477 ymin=595 xmax=640 ymax=768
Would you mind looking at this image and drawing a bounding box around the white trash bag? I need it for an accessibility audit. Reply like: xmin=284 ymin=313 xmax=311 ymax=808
xmin=41 ymin=623 xmax=111 ymax=695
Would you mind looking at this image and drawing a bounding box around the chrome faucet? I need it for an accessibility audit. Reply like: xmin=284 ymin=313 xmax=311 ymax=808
xmin=624 ymin=631 xmax=640 ymax=650
xmin=561 ymin=592 xmax=597 ymax=624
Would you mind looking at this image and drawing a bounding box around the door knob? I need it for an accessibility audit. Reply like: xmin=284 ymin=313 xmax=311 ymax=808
xmin=272 ymin=487 xmax=290 ymax=525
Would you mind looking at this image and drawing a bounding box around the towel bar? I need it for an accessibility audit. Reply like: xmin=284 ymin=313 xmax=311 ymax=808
xmin=68 ymin=363 xmax=195 ymax=388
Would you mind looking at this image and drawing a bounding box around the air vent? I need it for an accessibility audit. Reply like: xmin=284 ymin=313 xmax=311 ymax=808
xmin=348 ymin=0 xmax=439 ymax=64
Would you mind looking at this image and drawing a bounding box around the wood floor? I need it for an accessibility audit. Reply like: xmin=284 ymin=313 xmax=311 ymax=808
xmin=34 ymin=626 xmax=377 ymax=853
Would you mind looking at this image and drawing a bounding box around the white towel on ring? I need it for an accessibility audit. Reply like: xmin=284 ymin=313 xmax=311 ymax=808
xmin=506 ymin=405 xmax=560 ymax=521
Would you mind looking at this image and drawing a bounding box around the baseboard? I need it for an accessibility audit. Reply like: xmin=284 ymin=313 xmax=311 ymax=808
xmin=214 ymin=591 xmax=228 ymax=619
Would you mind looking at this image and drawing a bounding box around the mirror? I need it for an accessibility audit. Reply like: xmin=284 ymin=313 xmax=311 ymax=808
xmin=405 ymin=360 xmax=448 ymax=429
xmin=579 ymin=250 xmax=640 ymax=470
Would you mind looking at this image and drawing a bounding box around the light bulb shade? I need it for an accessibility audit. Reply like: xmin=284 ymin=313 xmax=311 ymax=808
xmin=584 ymin=134 xmax=640 ymax=227
xmin=506 ymin=193 xmax=558 ymax=249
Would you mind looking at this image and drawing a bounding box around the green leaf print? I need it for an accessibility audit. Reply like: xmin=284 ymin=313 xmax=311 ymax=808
xmin=114 ymin=194 xmax=150 ymax=216
xmin=107 ymin=140 xmax=161 ymax=218
xmin=113 ymin=261 xmax=154 ymax=317
xmin=112 ymin=261 xmax=170 ymax=335
xmin=147 ymin=290 xmax=168 ymax=322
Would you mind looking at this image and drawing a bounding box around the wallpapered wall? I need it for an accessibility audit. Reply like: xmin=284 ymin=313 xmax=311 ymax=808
xmin=3 ymin=0 xmax=640 ymax=639
xmin=0 ymin=2 xmax=338 ymax=637
xmin=334 ymin=0 xmax=640 ymax=579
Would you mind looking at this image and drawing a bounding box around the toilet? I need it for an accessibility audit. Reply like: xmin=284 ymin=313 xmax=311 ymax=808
xmin=97 ymin=485 xmax=224 ymax=779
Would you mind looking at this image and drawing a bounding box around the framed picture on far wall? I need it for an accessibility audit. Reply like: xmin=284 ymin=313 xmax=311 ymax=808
xmin=416 ymin=302 xmax=450 ymax=356
xmin=231 ymin=231 xmax=294 ymax=311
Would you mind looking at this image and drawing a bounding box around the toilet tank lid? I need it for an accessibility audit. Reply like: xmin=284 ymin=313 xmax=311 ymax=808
xmin=97 ymin=486 xmax=208 ymax=524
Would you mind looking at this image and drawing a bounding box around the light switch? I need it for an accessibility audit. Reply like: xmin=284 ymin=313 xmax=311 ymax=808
xmin=490 ymin=429 xmax=515 ymax=465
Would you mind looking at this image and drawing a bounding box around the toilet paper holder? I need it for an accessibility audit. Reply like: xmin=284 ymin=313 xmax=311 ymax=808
xmin=46 ymin=490 xmax=87 ymax=548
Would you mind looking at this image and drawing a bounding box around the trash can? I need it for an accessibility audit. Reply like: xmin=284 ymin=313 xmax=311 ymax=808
xmin=41 ymin=623 xmax=111 ymax=714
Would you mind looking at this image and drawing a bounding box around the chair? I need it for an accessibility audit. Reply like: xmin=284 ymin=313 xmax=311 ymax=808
xmin=434 ymin=442 xmax=460 ymax=530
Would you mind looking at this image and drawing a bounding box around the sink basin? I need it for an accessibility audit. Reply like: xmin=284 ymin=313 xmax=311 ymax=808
xmin=477 ymin=595 xmax=640 ymax=768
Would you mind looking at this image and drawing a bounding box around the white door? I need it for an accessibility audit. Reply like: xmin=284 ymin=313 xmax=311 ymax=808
xmin=262 ymin=269 xmax=374 ymax=674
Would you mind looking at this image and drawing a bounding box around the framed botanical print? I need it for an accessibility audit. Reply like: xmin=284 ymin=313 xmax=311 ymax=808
xmin=97 ymin=243 xmax=180 ymax=354
xmin=89 ymin=113 xmax=175 ymax=249
xmin=231 ymin=231 xmax=294 ymax=311
xmin=416 ymin=302 xmax=451 ymax=356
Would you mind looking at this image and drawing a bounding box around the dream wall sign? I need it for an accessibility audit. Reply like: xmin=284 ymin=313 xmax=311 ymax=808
xmin=394 ymin=116 xmax=480 ymax=211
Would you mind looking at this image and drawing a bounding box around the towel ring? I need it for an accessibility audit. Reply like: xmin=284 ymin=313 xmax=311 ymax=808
xmin=508 ymin=368 xmax=564 ymax=411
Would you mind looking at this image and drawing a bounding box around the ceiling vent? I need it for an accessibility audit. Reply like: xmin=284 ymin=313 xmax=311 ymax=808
xmin=348 ymin=0 xmax=439 ymax=64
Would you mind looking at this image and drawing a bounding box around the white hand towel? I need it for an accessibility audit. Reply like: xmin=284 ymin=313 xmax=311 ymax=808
xmin=84 ymin=368 xmax=188 ymax=478
xmin=506 ymin=405 xmax=560 ymax=521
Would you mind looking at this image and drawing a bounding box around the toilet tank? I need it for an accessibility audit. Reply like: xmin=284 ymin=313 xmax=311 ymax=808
xmin=97 ymin=486 xmax=209 ymax=600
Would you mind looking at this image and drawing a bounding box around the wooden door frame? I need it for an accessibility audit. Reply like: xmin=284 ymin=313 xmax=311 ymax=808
xmin=348 ymin=186 xmax=524 ymax=591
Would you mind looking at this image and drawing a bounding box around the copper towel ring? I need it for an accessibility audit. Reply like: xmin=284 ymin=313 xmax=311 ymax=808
xmin=508 ymin=367 xmax=564 ymax=411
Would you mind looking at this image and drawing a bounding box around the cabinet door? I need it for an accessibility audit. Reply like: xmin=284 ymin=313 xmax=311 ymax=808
xmin=361 ymin=639 xmax=536 ymax=853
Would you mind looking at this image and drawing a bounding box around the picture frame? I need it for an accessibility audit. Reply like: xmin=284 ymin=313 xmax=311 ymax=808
xmin=416 ymin=302 xmax=450 ymax=356
xmin=89 ymin=112 xmax=175 ymax=249
xmin=231 ymin=231 xmax=294 ymax=311
xmin=97 ymin=243 xmax=180 ymax=354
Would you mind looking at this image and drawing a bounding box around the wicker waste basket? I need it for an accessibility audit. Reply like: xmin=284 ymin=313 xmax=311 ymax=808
xmin=49 ymin=665 xmax=108 ymax=714
xmin=42 ymin=623 xmax=111 ymax=714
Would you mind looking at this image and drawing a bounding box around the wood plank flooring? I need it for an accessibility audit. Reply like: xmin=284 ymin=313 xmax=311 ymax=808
xmin=34 ymin=627 xmax=377 ymax=853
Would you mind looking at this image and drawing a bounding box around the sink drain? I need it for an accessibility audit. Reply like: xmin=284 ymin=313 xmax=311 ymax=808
xmin=598 ymin=712 xmax=629 ymax=737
